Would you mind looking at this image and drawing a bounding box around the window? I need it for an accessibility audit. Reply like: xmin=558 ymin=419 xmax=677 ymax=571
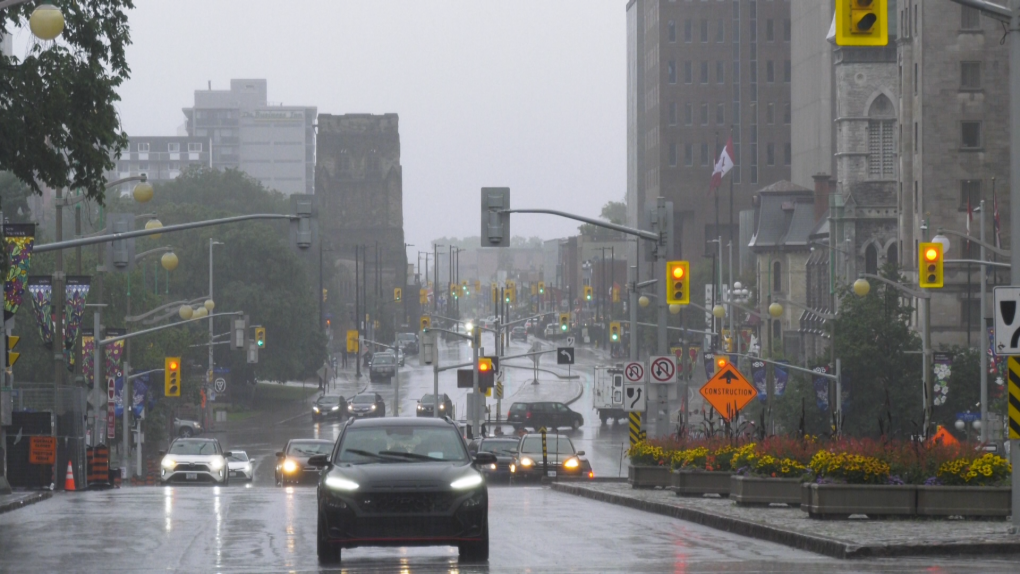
xmin=751 ymin=65 xmax=758 ymax=83
xmin=668 ymin=61 xmax=677 ymax=84
xmin=960 ymin=179 xmax=981 ymax=210
xmin=784 ymin=142 xmax=791 ymax=166
xmin=701 ymin=103 xmax=709 ymax=125
xmin=684 ymin=144 xmax=693 ymax=166
xmin=169 ymin=162 xmax=179 ymax=171
xmin=138 ymin=162 xmax=148 ymax=171
xmin=766 ymin=19 xmax=774 ymax=41
xmin=766 ymin=102 xmax=774 ymax=124
xmin=961 ymin=62 xmax=981 ymax=90
xmin=865 ymin=245 xmax=878 ymax=275
xmin=700 ymin=61 xmax=709 ymax=84
xmin=773 ymin=261 xmax=782 ymax=292
xmin=716 ymin=19 xmax=725 ymax=42
xmin=733 ymin=102 xmax=741 ymax=124
xmin=783 ymin=19 xmax=791 ymax=41
xmin=766 ymin=61 xmax=774 ymax=82
xmin=766 ymin=143 xmax=775 ymax=166
xmin=783 ymin=102 xmax=791 ymax=124
xmin=716 ymin=61 xmax=724 ymax=83
xmin=784 ymin=60 xmax=791 ymax=83
xmin=684 ymin=61 xmax=692 ymax=83
xmin=669 ymin=143 xmax=678 ymax=167
xmin=962 ymin=121 xmax=982 ymax=148
xmin=716 ymin=103 xmax=725 ymax=125
xmin=669 ymin=102 xmax=677 ymax=126
xmin=137 ymin=142 xmax=150 ymax=152
xmin=685 ymin=104 xmax=692 ymax=125
xmin=733 ymin=61 xmax=740 ymax=84
xmin=887 ymin=243 xmax=898 ymax=268
xmin=187 ymin=142 xmax=203 ymax=152
xmin=700 ymin=19 xmax=708 ymax=42
xmin=167 ymin=143 xmax=180 ymax=152
xmin=700 ymin=143 xmax=709 ymax=166
xmin=668 ymin=20 xmax=676 ymax=42
xmin=868 ymin=121 xmax=895 ymax=177
xmin=961 ymin=6 xmax=981 ymax=29
xmin=684 ymin=19 xmax=692 ymax=42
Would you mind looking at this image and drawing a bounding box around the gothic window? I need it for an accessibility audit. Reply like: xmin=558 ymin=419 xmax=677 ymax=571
xmin=887 ymin=243 xmax=898 ymax=268
xmin=865 ymin=244 xmax=878 ymax=275
xmin=867 ymin=94 xmax=896 ymax=178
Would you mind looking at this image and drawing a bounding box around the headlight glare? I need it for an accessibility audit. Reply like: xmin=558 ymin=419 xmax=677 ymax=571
xmin=564 ymin=457 xmax=580 ymax=469
xmin=451 ymin=473 xmax=484 ymax=490
xmin=331 ymin=406 xmax=339 ymax=411
xmin=209 ymin=457 xmax=225 ymax=471
xmin=313 ymin=406 xmax=320 ymax=413
xmin=520 ymin=457 xmax=534 ymax=467
xmin=370 ymin=404 xmax=376 ymax=410
xmin=325 ymin=476 xmax=359 ymax=491
xmin=161 ymin=457 xmax=176 ymax=470
xmin=282 ymin=459 xmax=298 ymax=473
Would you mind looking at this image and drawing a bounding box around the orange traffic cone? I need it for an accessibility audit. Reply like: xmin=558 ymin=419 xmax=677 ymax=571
xmin=64 ymin=460 xmax=76 ymax=491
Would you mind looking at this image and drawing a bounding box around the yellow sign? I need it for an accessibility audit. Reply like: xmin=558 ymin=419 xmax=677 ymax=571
xmin=628 ymin=412 xmax=643 ymax=446
xmin=699 ymin=362 xmax=757 ymax=420
xmin=346 ymin=330 xmax=359 ymax=353
xmin=1008 ymin=357 xmax=1020 ymax=439
xmin=394 ymin=287 xmax=402 ymax=302
xmin=7 ymin=335 xmax=20 ymax=367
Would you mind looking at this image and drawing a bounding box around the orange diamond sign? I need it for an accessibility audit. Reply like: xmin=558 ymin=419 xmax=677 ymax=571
xmin=699 ymin=364 xmax=757 ymax=420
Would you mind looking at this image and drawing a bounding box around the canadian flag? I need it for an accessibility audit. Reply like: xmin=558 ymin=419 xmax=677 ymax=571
xmin=709 ymin=136 xmax=735 ymax=193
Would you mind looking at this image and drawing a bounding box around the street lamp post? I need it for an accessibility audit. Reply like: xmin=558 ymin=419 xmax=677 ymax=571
xmin=207 ymin=239 xmax=223 ymax=429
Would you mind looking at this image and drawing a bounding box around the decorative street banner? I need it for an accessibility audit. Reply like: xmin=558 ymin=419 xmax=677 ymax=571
xmin=115 ymin=376 xmax=147 ymax=418
xmin=752 ymin=359 xmax=767 ymax=403
xmin=62 ymin=276 xmax=91 ymax=370
xmin=812 ymin=365 xmax=831 ymax=412
xmin=774 ymin=360 xmax=790 ymax=397
xmin=27 ymin=275 xmax=53 ymax=347
xmin=739 ymin=328 xmax=753 ymax=352
xmin=933 ymin=352 xmax=952 ymax=406
xmin=989 ymin=327 xmax=1006 ymax=389
xmin=3 ymin=224 xmax=35 ymax=323
xmin=703 ymin=351 xmax=715 ymax=379
xmin=104 ymin=328 xmax=126 ymax=387
xmin=687 ymin=346 xmax=700 ymax=381
xmin=82 ymin=328 xmax=95 ymax=388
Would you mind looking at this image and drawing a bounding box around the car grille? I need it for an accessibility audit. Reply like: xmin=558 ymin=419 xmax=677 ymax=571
xmin=354 ymin=492 xmax=456 ymax=514
xmin=173 ymin=463 xmax=211 ymax=473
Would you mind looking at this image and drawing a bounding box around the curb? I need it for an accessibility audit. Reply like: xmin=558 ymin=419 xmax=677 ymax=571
xmin=0 ymin=491 xmax=52 ymax=516
xmin=549 ymin=483 xmax=1020 ymax=559
xmin=564 ymin=378 xmax=584 ymax=407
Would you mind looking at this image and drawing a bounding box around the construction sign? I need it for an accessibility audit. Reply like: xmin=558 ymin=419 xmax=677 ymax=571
xmin=29 ymin=436 xmax=56 ymax=465
xmin=346 ymin=330 xmax=359 ymax=353
xmin=700 ymin=362 xmax=757 ymax=420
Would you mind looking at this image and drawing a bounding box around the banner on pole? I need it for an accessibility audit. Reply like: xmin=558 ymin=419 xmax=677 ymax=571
xmin=82 ymin=328 xmax=94 ymax=388
xmin=3 ymin=224 xmax=35 ymax=323
xmin=752 ymin=359 xmax=767 ymax=403
xmin=687 ymin=346 xmax=700 ymax=381
xmin=774 ymin=360 xmax=790 ymax=397
xmin=703 ymin=351 xmax=715 ymax=379
xmin=63 ymin=276 xmax=91 ymax=370
xmin=933 ymin=352 xmax=952 ymax=406
xmin=812 ymin=365 xmax=831 ymax=412
xmin=27 ymin=275 xmax=53 ymax=347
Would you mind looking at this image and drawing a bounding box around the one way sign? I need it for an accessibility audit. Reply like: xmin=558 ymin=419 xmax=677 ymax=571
xmin=557 ymin=347 xmax=575 ymax=365
xmin=623 ymin=383 xmax=645 ymax=412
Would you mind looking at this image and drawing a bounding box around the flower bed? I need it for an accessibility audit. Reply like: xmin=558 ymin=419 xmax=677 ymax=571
xmin=672 ymin=469 xmax=732 ymax=497
xmin=626 ymin=439 xmax=682 ymax=489
xmin=803 ymin=483 xmax=917 ymax=519
xmin=730 ymin=475 xmax=803 ymax=506
xmin=627 ymin=464 xmax=673 ymax=489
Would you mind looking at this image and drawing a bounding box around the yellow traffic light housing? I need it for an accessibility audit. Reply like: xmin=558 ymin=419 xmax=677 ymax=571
xmin=420 ymin=315 xmax=432 ymax=331
xmin=165 ymin=357 xmax=181 ymax=397
xmin=394 ymin=287 xmax=402 ymax=302
xmin=918 ymin=242 xmax=944 ymax=288
xmin=835 ymin=0 xmax=887 ymax=46
xmin=666 ymin=260 xmax=690 ymax=305
xmin=559 ymin=313 xmax=570 ymax=332
xmin=538 ymin=281 xmax=545 ymax=294
xmin=255 ymin=327 xmax=266 ymax=348
xmin=419 ymin=288 xmax=428 ymax=305
xmin=609 ymin=321 xmax=621 ymax=342
xmin=478 ymin=357 xmax=493 ymax=374
xmin=584 ymin=286 xmax=593 ymax=301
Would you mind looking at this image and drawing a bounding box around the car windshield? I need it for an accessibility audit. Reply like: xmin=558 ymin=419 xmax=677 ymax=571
xmin=509 ymin=403 xmax=528 ymax=412
xmin=353 ymin=395 xmax=376 ymax=404
xmin=479 ymin=439 xmax=519 ymax=455
xmin=337 ymin=426 xmax=469 ymax=464
xmin=288 ymin=441 xmax=333 ymax=456
xmin=521 ymin=436 xmax=576 ymax=455
xmin=374 ymin=355 xmax=396 ymax=365
xmin=316 ymin=396 xmax=341 ymax=405
xmin=420 ymin=394 xmax=445 ymax=405
xmin=396 ymin=334 xmax=416 ymax=342
xmin=227 ymin=452 xmax=248 ymax=462
xmin=168 ymin=440 xmax=220 ymax=456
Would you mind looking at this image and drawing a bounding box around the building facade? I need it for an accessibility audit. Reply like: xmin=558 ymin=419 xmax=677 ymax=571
xmin=105 ymin=136 xmax=212 ymax=196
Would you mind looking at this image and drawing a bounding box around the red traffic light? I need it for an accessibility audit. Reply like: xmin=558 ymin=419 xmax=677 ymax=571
xmin=478 ymin=360 xmax=492 ymax=372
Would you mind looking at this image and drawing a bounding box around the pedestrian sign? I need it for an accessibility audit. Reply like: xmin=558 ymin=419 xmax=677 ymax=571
xmin=649 ymin=356 xmax=676 ymax=383
xmin=700 ymin=362 xmax=757 ymax=420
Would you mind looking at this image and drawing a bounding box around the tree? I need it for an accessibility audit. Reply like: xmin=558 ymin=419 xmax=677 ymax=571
xmin=578 ymin=199 xmax=627 ymax=237
xmin=0 ymin=171 xmax=34 ymax=223
xmin=0 ymin=2 xmax=134 ymax=202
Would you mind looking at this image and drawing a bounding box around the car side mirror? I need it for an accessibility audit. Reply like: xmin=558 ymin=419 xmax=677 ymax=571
xmin=473 ymin=452 xmax=497 ymax=466
xmin=307 ymin=454 xmax=329 ymax=468
xmin=275 ymin=451 xmax=285 ymax=458
xmin=223 ymin=451 xmax=233 ymax=458
xmin=576 ymin=450 xmax=585 ymax=456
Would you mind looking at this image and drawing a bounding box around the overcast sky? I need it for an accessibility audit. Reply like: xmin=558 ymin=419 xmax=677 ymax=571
xmin=109 ymin=1 xmax=626 ymax=258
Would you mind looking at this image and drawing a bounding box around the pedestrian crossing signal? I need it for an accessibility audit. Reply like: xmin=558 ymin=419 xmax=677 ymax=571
xmin=918 ymin=242 xmax=944 ymax=288
xmin=165 ymin=357 xmax=181 ymax=397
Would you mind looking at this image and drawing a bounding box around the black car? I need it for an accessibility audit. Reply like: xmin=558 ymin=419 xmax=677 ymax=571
xmin=507 ymin=401 xmax=584 ymax=431
xmin=311 ymin=417 xmax=495 ymax=564
xmin=395 ymin=332 xmax=419 ymax=355
xmin=313 ymin=395 xmax=347 ymax=421
xmin=469 ymin=437 xmax=519 ymax=482
xmin=416 ymin=393 xmax=454 ymax=417
xmin=369 ymin=352 xmax=398 ymax=383
xmin=510 ymin=326 xmax=527 ymax=342
xmin=276 ymin=439 xmax=334 ymax=486
xmin=510 ymin=433 xmax=593 ymax=482
xmin=347 ymin=392 xmax=386 ymax=418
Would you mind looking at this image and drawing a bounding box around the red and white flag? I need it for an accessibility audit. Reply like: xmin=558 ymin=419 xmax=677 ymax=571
xmin=709 ymin=137 xmax=735 ymax=193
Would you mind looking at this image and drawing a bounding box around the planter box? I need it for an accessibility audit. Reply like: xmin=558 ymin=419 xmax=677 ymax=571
xmin=916 ymin=486 xmax=1010 ymax=518
xmin=672 ymin=470 xmax=732 ymax=497
xmin=627 ymin=465 xmax=672 ymax=489
xmin=729 ymin=475 xmax=803 ymax=506
xmin=803 ymin=483 xmax=916 ymax=519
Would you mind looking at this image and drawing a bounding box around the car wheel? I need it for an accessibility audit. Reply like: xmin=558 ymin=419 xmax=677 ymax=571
xmin=599 ymin=413 xmax=609 ymax=425
xmin=571 ymin=418 xmax=581 ymax=431
xmin=458 ymin=524 xmax=489 ymax=562
xmin=178 ymin=427 xmax=193 ymax=438
xmin=317 ymin=514 xmax=341 ymax=564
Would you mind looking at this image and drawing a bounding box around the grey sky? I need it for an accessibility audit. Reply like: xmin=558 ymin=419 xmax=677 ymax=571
xmin=113 ymin=1 xmax=627 ymax=255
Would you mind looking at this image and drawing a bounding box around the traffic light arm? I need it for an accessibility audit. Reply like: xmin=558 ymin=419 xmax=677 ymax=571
xmin=947 ymin=0 xmax=1010 ymax=22
xmin=858 ymin=273 xmax=930 ymax=300
xmin=98 ymin=311 xmax=244 ymax=346
xmin=725 ymin=351 xmax=839 ymax=381
xmin=936 ymin=227 xmax=1011 ymax=257
xmin=504 ymin=209 xmax=659 ymax=242
xmin=423 ymin=327 xmax=472 ymax=342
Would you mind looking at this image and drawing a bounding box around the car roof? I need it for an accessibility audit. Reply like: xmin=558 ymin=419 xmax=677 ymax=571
xmin=288 ymin=438 xmax=332 ymax=444
xmin=348 ymin=417 xmax=457 ymax=428
xmin=353 ymin=392 xmax=380 ymax=399
xmin=173 ymin=437 xmax=217 ymax=443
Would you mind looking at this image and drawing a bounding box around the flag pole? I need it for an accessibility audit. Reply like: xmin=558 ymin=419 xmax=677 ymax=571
xmin=728 ymin=126 xmax=735 ymax=283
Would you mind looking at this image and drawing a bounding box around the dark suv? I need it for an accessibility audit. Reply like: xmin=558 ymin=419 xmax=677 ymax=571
xmin=507 ymin=401 xmax=584 ymax=432
xmin=416 ymin=393 xmax=454 ymax=417
xmin=312 ymin=417 xmax=495 ymax=564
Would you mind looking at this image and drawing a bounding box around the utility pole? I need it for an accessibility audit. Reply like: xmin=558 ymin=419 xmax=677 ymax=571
xmin=207 ymin=239 xmax=221 ymax=430
xmin=354 ymin=245 xmax=361 ymax=379
xmin=979 ymin=199 xmax=988 ymax=443
xmin=1009 ymin=0 xmax=1020 ymax=532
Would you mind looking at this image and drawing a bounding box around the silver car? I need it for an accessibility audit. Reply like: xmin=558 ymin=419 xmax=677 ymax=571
xmin=227 ymin=450 xmax=253 ymax=481
xmin=160 ymin=438 xmax=230 ymax=485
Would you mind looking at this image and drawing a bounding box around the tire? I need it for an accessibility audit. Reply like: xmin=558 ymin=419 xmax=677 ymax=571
xmin=599 ymin=413 xmax=609 ymax=425
xmin=458 ymin=525 xmax=489 ymax=563
xmin=317 ymin=514 xmax=341 ymax=564
xmin=571 ymin=418 xmax=581 ymax=431
xmin=178 ymin=427 xmax=193 ymax=438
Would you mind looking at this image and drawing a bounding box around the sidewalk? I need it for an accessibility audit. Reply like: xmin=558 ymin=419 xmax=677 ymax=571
xmin=0 ymin=490 xmax=51 ymax=516
xmin=552 ymin=481 xmax=1020 ymax=559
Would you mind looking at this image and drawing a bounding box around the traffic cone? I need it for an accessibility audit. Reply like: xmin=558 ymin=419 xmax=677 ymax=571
xmin=64 ymin=460 xmax=76 ymax=491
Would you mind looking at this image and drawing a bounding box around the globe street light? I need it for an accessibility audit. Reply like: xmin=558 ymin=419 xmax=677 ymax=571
xmin=29 ymin=3 xmax=64 ymax=40
xmin=931 ymin=233 xmax=951 ymax=254
xmin=204 ymin=299 xmax=215 ymax=312
xmin=638 ymin=295 xmax=650 ymax=308
xmin=144 ymin=218 xmax=163 ymax=239
xmin=669 ymin=304 xmax=681 ymax=315
xmin=160 ymin=251 xmax=179 ymax=271
xmin=132 ymin=181 xmax=154 ymax=203
xmin=712 ymin=305 xmax=725 ymax=319
xmin=179 ymin=305 xmax=193 ymax=320
xmin=768 ymin=303 xmax=783 ymax=318
xmin=853 ymin=278 xmax=871 ymax=297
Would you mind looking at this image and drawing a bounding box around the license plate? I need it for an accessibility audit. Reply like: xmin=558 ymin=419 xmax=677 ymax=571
xmin=186 ymin=473 xmax=197 ymax=480
xmin=231 ymin=471 xmax=241 ymax=477
xmin=547 ymin=470 xmax=557 ymax=477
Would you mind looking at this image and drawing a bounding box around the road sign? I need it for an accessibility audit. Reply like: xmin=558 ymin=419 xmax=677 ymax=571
xmin=1009 ymin=357 xmax=1020 ymax=439
xmin=7 ymin=334 xmax=20 ymax=367
xmin=994 ymin=287 xmax=1020 ymax=355
xmin=623 ymin=384 xmax=646 ymax=412
xmin=495 ymin=381 xmax=504 ymax=399
xmin=29 ymin=436 xmax=56 ymax=465
xmin=956 ymin=412 xmax=981 ymax=423
xmin=565 ymin=336 xmax=575 ymax=347
xmin=557 ymin=347 xmax=575 ymax=365
xmin=628 ymin=412 xmax=644 ymax=446
xmin=649 ymin=355 xmax=676 ymax=383
xmin=213 ymin=377 xmax=227 ymax=394
xmin=624 ymin=361 xmax=646 ymax=383
xmin=700 ymin=363 xmax=758 ymax=419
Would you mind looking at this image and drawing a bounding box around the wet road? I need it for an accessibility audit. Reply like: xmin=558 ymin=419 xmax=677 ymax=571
xmin=3 ymin=483 xmax=1015 ymax=573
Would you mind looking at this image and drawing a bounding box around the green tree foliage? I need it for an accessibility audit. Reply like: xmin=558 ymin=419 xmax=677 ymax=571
xmin=578 ymin=200 xmax=627 ymax=238
xmin=0 ymin=171 xmax=34 ymax=223
xmin=0 ymin=1 xmax=134 ymax=202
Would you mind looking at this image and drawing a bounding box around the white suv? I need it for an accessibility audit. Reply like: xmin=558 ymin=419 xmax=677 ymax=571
xmin=160 ymin=438 xmax=231 ymax=485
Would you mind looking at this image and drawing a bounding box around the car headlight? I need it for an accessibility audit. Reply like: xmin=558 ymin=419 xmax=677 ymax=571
xmin=161 ymin=457 xmax=176 ymax=470
xmin=325 ymin=475 xmax=359 ymax=491
xmin=417 ymin=404 xmax=423 ymax=410
xmin=282 ymin=459 xmax=298 ymax=473
xmin=348 ymin=405 xmax=354 ymax=411
xmin=331 ymin=406 xmax=339 ymax=411
xmin=488 ymin=463 xmax=497 ymax=470
xmin=510 ymin=463 xmax=516 ymax=473
xmin=370 ymin=404 xmax=377 ymax=410
xmin=564 ymin=457 xmax=580 ymax=469
xmin=209 ymin=457 xmax=225 ymax=471
xmin=519 ymin=457 xmax=534 ymax=467
xmin=313 ymin=407 xmax=320 ymax=413
xmin=439 ymin=404 xmax=445 ymax=410
xmin=451 ymin=473 xmax=484 ymax=490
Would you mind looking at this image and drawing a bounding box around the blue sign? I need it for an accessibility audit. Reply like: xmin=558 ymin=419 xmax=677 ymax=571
xmin=957 ymin=412 xmax=980 ymax=422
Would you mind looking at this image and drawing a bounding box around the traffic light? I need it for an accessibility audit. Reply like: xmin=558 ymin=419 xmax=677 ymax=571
xmin=584 ymin=286 xmax=593 ymax=301
xmin=165 ymin=357 xmax=181 ymax=397
xmin=480 ymin=187 xmax=511 ymax=247
xmin=918 ymin=242 xmax=944 ymax=288
xmin=255 ymin=327 xmax=266 ymax=348
xmin=491 ymin=283 xmax=498 ymax=303
xmin=531 ymin=283 xmax=537 ymax=296
xmin=559 ymin=313 xmax=570 ymax=332
xmin=538 ymin=281 xmax=545 ymax=294
xmin=420 ymin=288 xmax=428 ymax=304
xmin=394 ymin=287 xmax=402 ymax=302
xmin=609 ymin=322 xmax=621 ymax=342
xmin=420 ymin=315 xmax=432 ymax=331
xmin=507 ymin=286 xmax=515 ymax=303
xmin=462 ymin=280 xmax=469 ymax=295
xmin=715 ymin=356 xmax=728 ymax=370
xmin=835 ymin=0 xmax=887 ymax=46
xmin=478 ymin=357 xmax=493 ymax=374
xmin=666 ymin=260 xmax=690 ymax=305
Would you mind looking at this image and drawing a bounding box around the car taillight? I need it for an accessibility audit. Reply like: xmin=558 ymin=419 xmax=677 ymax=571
xmin=526 ymin=412 xmax=531 ymax=419
xmin=588 ymin=471 xmax=594 ymax=479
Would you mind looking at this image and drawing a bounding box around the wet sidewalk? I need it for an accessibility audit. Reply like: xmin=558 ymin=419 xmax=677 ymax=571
xmin=0 ymin=490 xmax=51 ymax=516
xmin=552 ymin=481 xmax=1020 ymax=559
